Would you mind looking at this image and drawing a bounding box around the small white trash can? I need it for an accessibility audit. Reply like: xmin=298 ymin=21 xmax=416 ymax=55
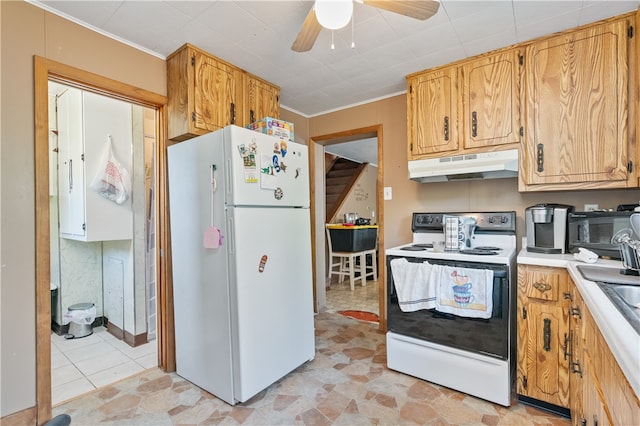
xmin=65 ymin=302 xmax=96 ymax=339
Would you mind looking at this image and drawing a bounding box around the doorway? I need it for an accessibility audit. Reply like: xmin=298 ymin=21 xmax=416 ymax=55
xmin=47 ymin=82 xmax=158 ymax=404
xmin=34 ymin=57 xmax=172 ymax=423
xmin=308 ymin=125 xmax=386 ymax=330
xmin=324 ymin=138 xmax=379 ymax=317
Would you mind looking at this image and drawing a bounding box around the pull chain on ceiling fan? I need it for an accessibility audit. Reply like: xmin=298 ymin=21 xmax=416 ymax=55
xmin=291 ymin=0 xmax=440 ymax=52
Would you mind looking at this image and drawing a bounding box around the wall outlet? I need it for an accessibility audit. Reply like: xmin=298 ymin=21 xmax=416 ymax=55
xmin=584 ymin=204 xmax=599 ymax=212
xmin=384 ymin=187 xmax=392 ymax=200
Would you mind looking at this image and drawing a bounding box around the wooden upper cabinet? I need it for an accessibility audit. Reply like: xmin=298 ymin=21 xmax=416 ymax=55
xmin=522 ymin=18 xmax=632 ymax=189
xmin=462 ymin=50 xmax=521 ymax=149
xmin=407 ymin=67 xmax=459 ymax=159
xmin=167 ymin=44 xmax=242 ymax=141
xmin=242 ymin=74 xmax=280 ymax=127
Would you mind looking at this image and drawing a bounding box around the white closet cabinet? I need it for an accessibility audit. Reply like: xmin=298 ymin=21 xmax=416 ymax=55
xmin=57 ymin=87 xmax=133 ymax=241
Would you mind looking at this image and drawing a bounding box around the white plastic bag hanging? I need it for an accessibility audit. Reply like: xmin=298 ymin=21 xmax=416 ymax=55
xmin=90 ymin=134 xmax=131 ymax=205
xmin=62 ymin=305 xmax=96 ymax=326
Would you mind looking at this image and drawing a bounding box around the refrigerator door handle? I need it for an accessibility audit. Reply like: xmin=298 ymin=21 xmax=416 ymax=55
xmin=226 ymin=157 xmax=233 ymax=197
xmin=227 ymin=216 xmax=235 ymax=254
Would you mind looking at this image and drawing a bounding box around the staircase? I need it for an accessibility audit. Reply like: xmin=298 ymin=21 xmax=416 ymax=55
xmin=325 ymin=156 xmax=367 ymax=222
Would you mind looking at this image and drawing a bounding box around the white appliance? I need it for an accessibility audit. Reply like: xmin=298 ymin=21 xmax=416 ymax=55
xmin=167 ymin=125 xmax=315 ymax=405
xmin=385 ymin=212 xmax=517 ymax=407
xmin=408 ymin=149 xmax=519 ymax=183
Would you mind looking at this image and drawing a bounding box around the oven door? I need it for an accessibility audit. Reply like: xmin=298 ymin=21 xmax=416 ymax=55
xmin=386 ymin=255 xmax=511 ymax=359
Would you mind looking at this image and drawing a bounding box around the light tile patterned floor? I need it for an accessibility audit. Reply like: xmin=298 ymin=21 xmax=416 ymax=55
xmin=325 ymin=278 xmax=380 ymax=316
xmin=52 ymin=312 xmax=570 ymax=425
xmin=51 ymin=326 xmax=157 ymax=406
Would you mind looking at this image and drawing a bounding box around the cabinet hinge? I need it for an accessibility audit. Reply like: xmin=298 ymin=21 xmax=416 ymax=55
xmin=536 ymin=143 xmax=544 ymax=172
xmin=82 ymin=223 xmax=86 ymax=231
xmin=191 ymin=55 xmax=195 ymax=66
xmin=519 ymin=55 xmax=524 ymax=66
xmin=410 ymin=143 xmax=413 ymax=152
xmin=629 ymin=25 xmax=634 ymax=38
xmin=628 ymin=160 xmax=633 ymax=173
xmin=519 ymin=126 xmax=523 ymax=137
xmin=522 ymin=376 xmax=528 ymax=389
xmin=571 ymin=360 xmax=583 ymax=378
xmin=522 ymin=306 xmax=527 ymax=319
xmin=81 ymin=153 xmax=84 ymax=161
xmin=409 ymin=85 xmax=413 ymax=94
xmin=191 ymin=112 xmax=196 ymax=122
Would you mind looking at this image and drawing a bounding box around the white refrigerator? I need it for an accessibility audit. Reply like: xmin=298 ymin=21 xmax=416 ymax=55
xmin=167 ymin=125 xmax=315 ymax=405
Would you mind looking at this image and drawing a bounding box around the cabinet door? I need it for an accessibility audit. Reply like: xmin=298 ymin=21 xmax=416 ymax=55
xmin=462 ymin=50 xmax=521 ymax=149
xmin=57 ymin=87 xmax=86 ymax=238
xmin=517 ymin=265 xmax=570 ymax=408
xmin=243 ymin=74 xmax=280 ymax=126
xmin=523 ymin=19 xmax=629 ymax=185
xmin=407 ymin=67 xmax=459 ymax=158
xmin=193 ymin=51 xmax=241 ymax=132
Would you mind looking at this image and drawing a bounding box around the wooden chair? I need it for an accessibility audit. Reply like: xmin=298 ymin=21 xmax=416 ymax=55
xmin=325 ymin=224 xmax=372 ymax=291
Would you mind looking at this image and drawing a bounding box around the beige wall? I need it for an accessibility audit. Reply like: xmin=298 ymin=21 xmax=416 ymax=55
xmin=0 ymin=1 xmax=166 ymax=417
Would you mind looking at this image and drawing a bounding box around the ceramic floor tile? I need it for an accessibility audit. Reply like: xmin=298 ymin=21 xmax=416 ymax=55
xmin=86 ymin=359 xmax=145 ymax=388
xmin=73 ymin=348 xmax=133 ymax=376
xmin=63 ymin=340 xmax=115 ymax=364
xmin=51 ymin=363 xmax=84 ymax=388
xmin=51 ymin=350 xmax=72 ymax=369
xmin=118 ymin=340 xmax=157 ymax=360
xmin=52 ymin=377 xmax=95 ymax=406
xmin=55 ymin=333 xmax=103 ymax=352
xmin=135 ymin=351 xmax=159 ymax=369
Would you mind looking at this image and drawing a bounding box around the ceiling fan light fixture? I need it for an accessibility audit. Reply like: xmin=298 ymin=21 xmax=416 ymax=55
xmin=315 ymin=0 xmax=353 ymax=30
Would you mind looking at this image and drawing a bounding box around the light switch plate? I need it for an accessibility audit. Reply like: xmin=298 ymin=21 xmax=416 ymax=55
xmin=384 ymin=187 xmax=392 ymax=200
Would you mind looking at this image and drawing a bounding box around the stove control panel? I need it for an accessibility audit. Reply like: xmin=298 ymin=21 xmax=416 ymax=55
xmin=412 ymin=211 xmax=516 ymax=233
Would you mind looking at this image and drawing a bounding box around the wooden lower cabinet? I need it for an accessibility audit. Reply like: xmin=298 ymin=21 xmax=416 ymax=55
xmin=518 ymin=267 xmax=640 ymax=423
xmin=568 ymin=277 xmax=640 ymax=426
xmin=517 ymin=265 xmax=571 ymax=409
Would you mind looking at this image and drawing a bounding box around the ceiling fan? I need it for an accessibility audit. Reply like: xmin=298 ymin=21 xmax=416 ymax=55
xmin=291 ymin=0 xmax=441 ymax=52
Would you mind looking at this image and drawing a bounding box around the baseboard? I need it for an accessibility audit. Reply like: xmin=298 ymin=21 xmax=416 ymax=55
xmin=517 ymin=394 xmax=571 ymax=418
xmin=106 ymin=322 xmax=148 ymax=347
xmin=1 ymin=405 xmax=36 ymax=426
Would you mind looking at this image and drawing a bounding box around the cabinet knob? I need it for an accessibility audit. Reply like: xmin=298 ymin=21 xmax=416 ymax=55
xmin=533 ymin=281 xmax=551 ymax=292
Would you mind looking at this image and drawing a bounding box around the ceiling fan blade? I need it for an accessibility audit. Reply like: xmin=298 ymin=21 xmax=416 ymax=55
xmin=291 ymin=7 xmax=322 ymax=52
xmin=362 ymin=0 xmax=440 ymax=20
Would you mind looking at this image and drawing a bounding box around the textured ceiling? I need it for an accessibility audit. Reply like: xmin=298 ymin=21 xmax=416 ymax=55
xmin=31 ymin=0 xmax=640 ymax=117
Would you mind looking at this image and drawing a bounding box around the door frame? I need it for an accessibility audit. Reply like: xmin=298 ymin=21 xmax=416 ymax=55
xmin=33 ymin=56 xmax=174 ymax=423
xmin=309 ymin=125 xmax=386 ymax=330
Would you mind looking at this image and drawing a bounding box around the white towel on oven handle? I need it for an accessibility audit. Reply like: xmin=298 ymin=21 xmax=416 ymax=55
xmin=390 ymin=258 xmax=436 ymax=312
xmin=434 ymin=265 xmax=494 ymax=319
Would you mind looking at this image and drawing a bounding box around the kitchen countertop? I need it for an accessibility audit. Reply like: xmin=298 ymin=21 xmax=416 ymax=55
xmin=517 ymin=250 xmax=640 ymax=397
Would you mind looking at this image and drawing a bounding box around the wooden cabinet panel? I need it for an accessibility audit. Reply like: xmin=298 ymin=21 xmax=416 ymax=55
xmin=192 ymin=52 xmax=242 ymax=134
xmin=462 ymin=50 xmax=521 ymax=149
xmin=517 ymin=265 xmax=570 ymax=408
xmin=242 ymin=74 xmax=280 ymax=127
xmin=407 ymin=67 xmax=459 ymax=158
xmin=522 ymin=19 xmax=631 ymax=188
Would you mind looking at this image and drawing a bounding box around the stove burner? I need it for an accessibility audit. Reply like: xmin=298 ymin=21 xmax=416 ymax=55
xmin=413 ymin=243 xmax=434 ymax=248
xmin=474 ymin=246 xmax=502 ymax=251
xmin=400 ymin=246 xmax=427 ymax=251
xmin=459 ymin=249 xmax=499 ymax=255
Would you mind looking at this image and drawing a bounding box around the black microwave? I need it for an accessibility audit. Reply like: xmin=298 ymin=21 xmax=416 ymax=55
xmin=568 ymin=211 xmax=639 ymax=259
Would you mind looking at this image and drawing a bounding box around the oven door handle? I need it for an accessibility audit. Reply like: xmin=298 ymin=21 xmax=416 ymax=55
xmin=432 ymin=311 xmax=456 ymax=320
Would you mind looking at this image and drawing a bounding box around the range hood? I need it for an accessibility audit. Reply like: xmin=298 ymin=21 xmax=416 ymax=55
xmin=408 ymin=149 xmax=519 ymax=183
